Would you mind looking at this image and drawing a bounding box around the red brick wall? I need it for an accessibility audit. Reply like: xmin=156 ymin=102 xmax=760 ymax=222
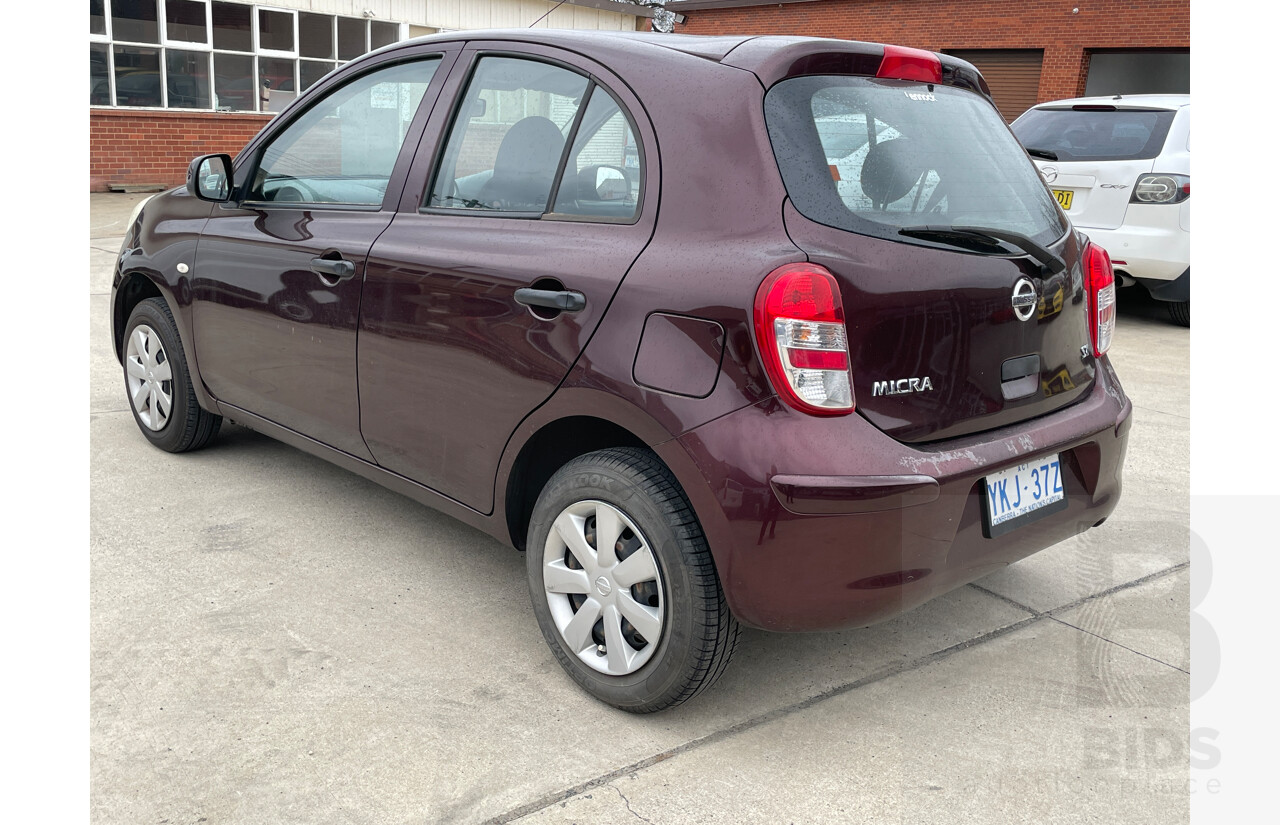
xmin=675 ymin=0 xmax=1189 ymax=104
xmin=90 ymin=108 xmax=272 ymax=192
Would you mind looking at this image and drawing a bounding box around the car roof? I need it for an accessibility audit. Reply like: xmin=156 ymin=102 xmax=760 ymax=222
xmin=382 ymin=29 xmax=905 ymax=85
xmin=392 ymin=28 xmax=758 ymax=62
xmin=1029 ymin=93 xmax=1190 ymax=111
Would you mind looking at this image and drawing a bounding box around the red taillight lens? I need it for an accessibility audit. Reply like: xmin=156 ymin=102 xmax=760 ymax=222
xmin=1084 ymin=242 xmax=1116 ymax=357
xmin=877 ymin=45 xmax=942 ymax=83
xmin=753 ymin=263 xmax=855 ymax=416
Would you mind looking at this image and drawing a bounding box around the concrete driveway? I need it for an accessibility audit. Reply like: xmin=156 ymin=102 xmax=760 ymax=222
xmin=90 ymin=193 xmax=1189 ymax=824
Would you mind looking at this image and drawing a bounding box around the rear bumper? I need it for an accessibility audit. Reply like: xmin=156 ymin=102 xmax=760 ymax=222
xmin=1080 ymin=203 xmax=1189 ymax=284
xmin=662 ymin=359 xmax=1131 ymax=632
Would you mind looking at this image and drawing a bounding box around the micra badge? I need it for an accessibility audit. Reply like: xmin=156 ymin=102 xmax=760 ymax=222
xmin=872 ymin=377 xmax=934 ymax=396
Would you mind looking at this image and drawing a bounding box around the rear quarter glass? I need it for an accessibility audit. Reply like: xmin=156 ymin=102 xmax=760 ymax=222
xmin=765 ymin=75 xmax=1065 ymax=248
xmin=1010 ymin=108 xmax=1177 ymax=162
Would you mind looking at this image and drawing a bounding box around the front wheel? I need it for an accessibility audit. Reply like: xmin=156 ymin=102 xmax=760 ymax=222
xmin=527 ymin=448 xmax=739 ymax=712
xmin=122 ymin=298 xmax=222 ymax=452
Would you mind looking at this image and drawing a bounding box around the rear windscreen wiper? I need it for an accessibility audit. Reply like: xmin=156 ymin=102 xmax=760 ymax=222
xmin=898 ymin=224 xmax=1066 ymax=274
xmin=1026 ymin=147 xmax=1059 ymax=161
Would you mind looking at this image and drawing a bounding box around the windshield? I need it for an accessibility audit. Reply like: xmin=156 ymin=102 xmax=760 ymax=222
xmin=765 ymin=76 xmax=1066 ymax=247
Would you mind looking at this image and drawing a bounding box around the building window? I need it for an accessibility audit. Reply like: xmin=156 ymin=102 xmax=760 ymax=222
xmin=112 ymin=0 xmax=159 ymax=44
xmin=166 ymin=1 xmax=209 ymax=43
xmin=90 ymin=0 xmax=405 ymax=112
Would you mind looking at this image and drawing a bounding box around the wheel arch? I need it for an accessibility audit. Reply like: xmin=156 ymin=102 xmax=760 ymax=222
xmin=112 ymin=271 xmax=166 ymax=362
xmin=113 ymin=269 xmax=219 ymax=413
xmin=502 ymin=414 xmax=650 ymax=551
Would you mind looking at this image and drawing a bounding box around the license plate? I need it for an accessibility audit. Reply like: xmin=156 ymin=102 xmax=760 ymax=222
xmin=1052 ymin=189 xmax=1073 ymax=209
xmin=983 ymin=455 xmax=1067 ymax=537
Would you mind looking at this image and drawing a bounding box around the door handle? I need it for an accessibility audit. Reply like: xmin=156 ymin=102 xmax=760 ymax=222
xmin=310 ymin=256 xmax=356 ymax=282
xmin=514 ymin=288 xmax=586 ymax=313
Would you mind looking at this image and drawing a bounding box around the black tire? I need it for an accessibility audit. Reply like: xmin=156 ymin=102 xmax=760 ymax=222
xmin=122 ymin=297 xmax=222 ymax=453
xmin=1167 ymin=300 xmax=1190 ymax=327
xmin=526 ymin=447 xmax=739 ymax=712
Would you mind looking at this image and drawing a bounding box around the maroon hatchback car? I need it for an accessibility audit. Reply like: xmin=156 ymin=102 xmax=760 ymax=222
xmin=112 ymin=30 xmax=1130 ymax=711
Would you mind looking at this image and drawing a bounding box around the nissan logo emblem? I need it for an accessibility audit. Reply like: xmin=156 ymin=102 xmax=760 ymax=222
xmin=1011 ymin=278 xmax=1038 ymax=322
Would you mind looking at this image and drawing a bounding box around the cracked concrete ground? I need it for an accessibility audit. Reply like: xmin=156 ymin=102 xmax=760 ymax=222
xmin=90 ymin=193 xmax=1189 ymax=824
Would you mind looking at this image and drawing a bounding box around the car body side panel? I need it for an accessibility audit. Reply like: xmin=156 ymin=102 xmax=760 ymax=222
xmin=192 ymin=208 xmax=390 ymax=460
xmin=359 ymin=215 xmax=656 ymax=512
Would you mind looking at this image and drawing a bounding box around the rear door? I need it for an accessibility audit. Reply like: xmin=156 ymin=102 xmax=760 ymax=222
xmin=192 ymin=49 xmax=456 ymax=458
xmin=357 ymin=45 xmax=657 ymax=512
xmin=1011 ymin=105 xmax=1178 ymax=229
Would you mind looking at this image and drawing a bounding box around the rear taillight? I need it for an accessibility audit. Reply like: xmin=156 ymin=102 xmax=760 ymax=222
xmin=1084 ymin=242 xmax=1116 ymax=357
xmin=1131 ymin=173 xmax=1190 ymax=204
xmin=877 ymin=45 xmax=942 ymax=83
xmin=753 ymin=263 xmax=855 ymax=416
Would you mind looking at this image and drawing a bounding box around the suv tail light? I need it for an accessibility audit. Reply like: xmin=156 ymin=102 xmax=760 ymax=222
xmin=1084 ymin=242 xmax=1116 ymax=357
xmin=1131 ymin=173 xmax=1190 ymax=204
xmin=753 ymin=263 xmax=855 ymax=416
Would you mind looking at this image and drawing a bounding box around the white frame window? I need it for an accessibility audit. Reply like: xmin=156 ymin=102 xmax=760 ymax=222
xmin=253 ymin=5 xmax=297 ymax=58
xmin=160 ymin=0 xmax=213 ymax=48
xmin=90 ymin=0 xmax=405 ymax=113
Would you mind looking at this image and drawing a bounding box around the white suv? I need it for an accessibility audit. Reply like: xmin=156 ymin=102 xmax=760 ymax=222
xmin=1012 ymin=94 xmax=1190 ymax=326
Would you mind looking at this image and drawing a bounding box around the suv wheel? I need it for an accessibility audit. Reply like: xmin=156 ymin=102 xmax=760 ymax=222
xmin=123 ymin=298 xmax=222 ymax=452
xmin=1167 ymin=300 xmax=1189 ymax=327
xmin=526 ymin=447 xmax=739 ymax=712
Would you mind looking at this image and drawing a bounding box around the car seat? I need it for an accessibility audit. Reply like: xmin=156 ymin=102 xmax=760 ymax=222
xmin=475 ymin=116 xmax=565 ymax=211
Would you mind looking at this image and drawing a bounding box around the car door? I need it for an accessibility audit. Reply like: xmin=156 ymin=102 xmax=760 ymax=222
xmin=357 ymin=45 xmax=659 ymax=513
xmin=191 ymin=47 xmax=458 ymax=459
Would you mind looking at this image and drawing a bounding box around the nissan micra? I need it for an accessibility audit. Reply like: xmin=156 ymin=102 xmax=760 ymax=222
xmin=112 ymin=30 xmax=1131 ymax=712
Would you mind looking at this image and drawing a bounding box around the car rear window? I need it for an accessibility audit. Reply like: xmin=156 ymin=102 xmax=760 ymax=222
xmin=1011 ymin=107 xmax=1177 ymax=162
xmin=766 ymin=76 xmax=1066 ymax=248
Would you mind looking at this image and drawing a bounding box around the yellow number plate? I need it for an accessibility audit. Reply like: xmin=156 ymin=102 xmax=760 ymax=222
xmin=1052 ymin=189 xmax=1073 ymax=209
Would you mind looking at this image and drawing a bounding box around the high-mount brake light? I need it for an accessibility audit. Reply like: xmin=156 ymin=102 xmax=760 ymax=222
xmin=876 ymin=45 xmax=942 ymax=84
xmin=1084 ymin=242 xmax=1116 ymax=357
xmin=753 ymin=263 xmax=855 ymax=416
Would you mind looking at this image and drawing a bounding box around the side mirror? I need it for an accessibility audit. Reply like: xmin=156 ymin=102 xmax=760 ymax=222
xmin=595 ymin=166 xmax=629 ymax=201
xmin=186 ymin=154 xmax=233 ymax=202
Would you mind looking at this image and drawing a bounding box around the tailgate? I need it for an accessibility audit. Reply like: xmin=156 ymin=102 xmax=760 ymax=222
xmin=784 ymin=203 xmax=1096 ymax=443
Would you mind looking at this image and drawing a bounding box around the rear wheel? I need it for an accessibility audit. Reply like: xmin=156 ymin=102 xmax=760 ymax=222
xmin=1167 ymin=300 xmax=1190 ymax=327
xmin=526 ymin=447 xmax=739 ymax=712
xmin=123 ymin=298 xmax=222 ymax=452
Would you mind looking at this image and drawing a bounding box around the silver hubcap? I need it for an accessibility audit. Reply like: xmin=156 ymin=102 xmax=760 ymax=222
xmin=542 ymin=500 xmax=665 ymax=676
xmin=125 ymin=324 xmax=174 ymax=431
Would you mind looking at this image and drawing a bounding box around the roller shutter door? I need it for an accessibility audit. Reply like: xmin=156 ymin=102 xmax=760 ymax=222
xmin=945 ymin=49 xmax=1044 ymax=123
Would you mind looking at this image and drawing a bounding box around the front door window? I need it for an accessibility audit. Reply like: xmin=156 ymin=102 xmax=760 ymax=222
xmin=248 ymin=58 xmax=441 ymax=206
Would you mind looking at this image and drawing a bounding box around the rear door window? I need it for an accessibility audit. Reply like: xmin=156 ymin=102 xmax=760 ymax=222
xmin=766 ymin=76 xmax=1066 ymax=247
xmin=550 ymin=89 xmax=642 ymax=220
xmin=1011 ymin=107 xmax=1177 ymax=162
xmin=425 ymin=55 xmax=643 ymax=221
xmin=427 ymin=56 xmax=588 ymax=214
